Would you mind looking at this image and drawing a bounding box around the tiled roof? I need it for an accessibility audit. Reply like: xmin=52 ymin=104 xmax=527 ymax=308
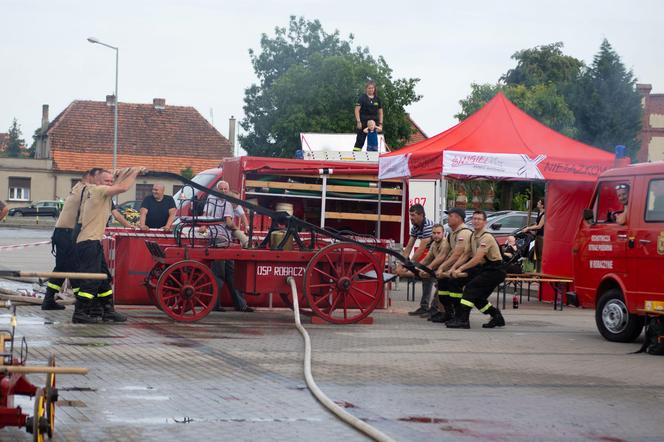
xmin=52 ymin=151 xmax=221 ymax=175
xmin=406 ymin=115 xmax=428 ymax=145
xmin=47 ymin=100 xmax=232 ymax=172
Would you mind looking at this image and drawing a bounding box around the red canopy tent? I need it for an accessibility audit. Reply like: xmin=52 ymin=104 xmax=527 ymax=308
xmin=379 ymin=92 xmax=616 ymax=280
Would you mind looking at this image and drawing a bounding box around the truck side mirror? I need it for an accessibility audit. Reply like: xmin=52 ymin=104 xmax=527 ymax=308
xmin=583 ymin=208 xmax=594 ymax=222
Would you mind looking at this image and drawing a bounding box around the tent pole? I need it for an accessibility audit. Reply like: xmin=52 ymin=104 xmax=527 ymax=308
xmin=377 ymin=180 xmax=382 ymax=239
xmin=527 ymin=181 xmax=534 ymax=223
xmin=440 ymin=174 xmax=447 ymax=219
xmin=400 ymin=178 xmax=406 ymax=247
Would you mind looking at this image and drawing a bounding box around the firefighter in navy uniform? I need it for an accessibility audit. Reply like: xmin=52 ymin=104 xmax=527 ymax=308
xmin=72 ymin=167 xmax=144 ymax=324
xmin=42 ymin=168 xmax=101 ymax=310
xmin=447 ymin=210 xmax=506 ymax=329
xmin=432 ymin=208 xmax=473 ymax=323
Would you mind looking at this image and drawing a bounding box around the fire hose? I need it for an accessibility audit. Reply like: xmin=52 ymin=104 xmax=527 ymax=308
xmin=287 ymin=277 xmax=395 ymax=442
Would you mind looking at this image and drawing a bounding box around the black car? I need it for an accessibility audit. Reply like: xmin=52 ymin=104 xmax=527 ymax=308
xmin=8 ymin=200 xmax=62 ymax=218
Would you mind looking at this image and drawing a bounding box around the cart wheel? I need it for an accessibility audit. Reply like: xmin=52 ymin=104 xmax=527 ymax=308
xmin=28 ymin=388 xmax=48 ymax=442
xmin=156 ymin=260 xmax=218 ymax=322
xmin=145 ymin=263 xmax=166 ymax=310
xmin=45 ymin=354 xmax=57 ymax=438
xmin=304 ymin=242 xmax=383 ymax=324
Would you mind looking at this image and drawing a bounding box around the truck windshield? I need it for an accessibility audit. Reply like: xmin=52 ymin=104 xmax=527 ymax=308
xmin=173 ymin=173 xmax=217 ymax=208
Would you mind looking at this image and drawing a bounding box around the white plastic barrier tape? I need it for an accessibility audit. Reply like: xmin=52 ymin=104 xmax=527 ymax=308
xmin=0 ymin=240 xmax=51 ymax=252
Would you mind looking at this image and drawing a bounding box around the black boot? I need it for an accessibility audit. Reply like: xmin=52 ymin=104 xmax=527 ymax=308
xmin=42 ymin=290 xmax=65 ymax=310
xmin=482 ymin=306 xmax=506 ymax=328
xmin=100 ymin=298 xmax=127 ymax=322
xmin=72 ymin=298 xmax=100 ymax=324
xmin=446 ymin=305 xmax=471 ymax=329
xmin=88 ymin=298 xmax=104 ymax=318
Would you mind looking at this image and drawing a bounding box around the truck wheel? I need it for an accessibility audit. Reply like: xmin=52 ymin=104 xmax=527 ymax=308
xmin=595 ymin=289 xmax=644 ymax=342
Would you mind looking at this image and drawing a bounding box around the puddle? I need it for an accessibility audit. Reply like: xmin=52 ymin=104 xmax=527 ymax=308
xmin=59 ymin=387 xmax=97 ymax=392
xmin=334 ymin=400 xmax=356 ymax=409
xmin=58 ymin=400 xmax=87 ymax=407
xmin=119 ymin=386 xmax=156 ymax=391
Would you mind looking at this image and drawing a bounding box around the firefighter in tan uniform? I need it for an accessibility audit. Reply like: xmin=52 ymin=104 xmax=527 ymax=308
xmin=447 ymin=210 xmax=506 ymax=329
xmin=433 ymin=208 xmax=473 ymax=323
xmin=42 ymin=169 xmax=102 ymax=310
xmin=73 ymin=167 xmax=144 ymax=324
xmin=414 ymin=224 xmax=450 ymax=319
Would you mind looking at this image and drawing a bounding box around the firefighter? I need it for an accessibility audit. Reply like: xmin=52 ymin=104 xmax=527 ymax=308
xmin=413 ymin=223 xmax=450 ymax=318
xmin=447 ymin=210 xmax=506 ymax=329
xmin=42 ymin=168 xmax=101 ymax=310
xmin=431 ymin=208 xmax=473 ymax=323
xmin=72 ymin=167 xmax=144 ymax=323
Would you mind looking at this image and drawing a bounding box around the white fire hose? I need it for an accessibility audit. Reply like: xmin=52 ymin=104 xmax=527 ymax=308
xmin=286 ymin=277 xmax=395 ymax=442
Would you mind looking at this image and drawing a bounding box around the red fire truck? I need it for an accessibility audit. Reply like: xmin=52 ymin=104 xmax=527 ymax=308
xmin=573 ymin=162 xmax=664 ymax=342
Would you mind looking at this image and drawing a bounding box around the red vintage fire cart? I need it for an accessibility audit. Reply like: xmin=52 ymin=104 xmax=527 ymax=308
xmin=104 ymin=171 xmax=430 ymax=324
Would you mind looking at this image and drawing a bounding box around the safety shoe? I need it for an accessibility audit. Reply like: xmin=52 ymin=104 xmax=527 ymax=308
xmin=482 ymin=309 xmax=506 ymax=328
xmin=428 ymin=311 xmax=444 ymax=322
xmin=72 ymin=299 xmax=100 ymax=324
xmin=408 ymin=306 xmax=428 ymax=316
xmin=102 ymin=301 xmax=127 ymax=322
xmin=41 ymin=297 xmax=66 ymax=311
xmin=432 ymin=312 xmax=453 ymax=323
xmin=446 ymin=307 xmax=470 ymax=329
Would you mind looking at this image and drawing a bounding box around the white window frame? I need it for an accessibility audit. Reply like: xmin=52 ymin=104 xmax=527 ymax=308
xmin=9 ymin=186 xmax=30 ymax=201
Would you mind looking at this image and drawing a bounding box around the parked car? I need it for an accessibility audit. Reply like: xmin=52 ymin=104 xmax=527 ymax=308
xmin=8 ymin=200 xmax=62 ymax=218
xmin=485 ymin=211 xmax=537 ymax=243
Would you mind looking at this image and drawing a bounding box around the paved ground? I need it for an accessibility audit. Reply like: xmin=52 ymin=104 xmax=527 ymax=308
xmin=1 ymin=228 xmax=663 ymax=441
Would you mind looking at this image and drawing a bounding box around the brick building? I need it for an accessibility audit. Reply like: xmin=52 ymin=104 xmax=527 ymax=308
xmin=637 ymin=83 xmax=664 ymax=163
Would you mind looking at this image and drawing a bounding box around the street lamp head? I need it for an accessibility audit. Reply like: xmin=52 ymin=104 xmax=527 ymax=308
xmin=87 ymin=37 xmax=100 ymax=44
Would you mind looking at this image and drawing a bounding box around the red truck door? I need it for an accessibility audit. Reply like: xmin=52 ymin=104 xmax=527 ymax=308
xmin=575 ymin=179 xmax=633 ymax=301
xmin=630 ymin=175 xmax=664 ymax=307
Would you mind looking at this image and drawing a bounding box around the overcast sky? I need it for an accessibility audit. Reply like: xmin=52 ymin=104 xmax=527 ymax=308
xmin=1 ymin=0 xmax=662 ymax=148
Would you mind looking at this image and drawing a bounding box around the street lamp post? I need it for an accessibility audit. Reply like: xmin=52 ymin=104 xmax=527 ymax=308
xmin=87 ymin=37 xmax=119 ymax=171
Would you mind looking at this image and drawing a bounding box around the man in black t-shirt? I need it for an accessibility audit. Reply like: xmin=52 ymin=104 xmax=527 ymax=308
xmin=139 ymin=183 xmax=176 ymax=230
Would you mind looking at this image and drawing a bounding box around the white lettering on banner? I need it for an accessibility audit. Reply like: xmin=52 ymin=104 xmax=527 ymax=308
xmin=591 ymin=235 xmax=611 ymax=242
xmin=257 ymin=265 xmax=305 ymax=277
xmin=590 ymin=260 xmax=613 ymax=269
xmin=588 ymin=244 xmax=613 ymax=252
xmin=442 ymin=151 xmax=546 ymax=179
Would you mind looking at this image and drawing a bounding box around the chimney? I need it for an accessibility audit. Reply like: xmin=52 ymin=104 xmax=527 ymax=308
xmin=106 ymin=95 xmax=116 ymax=107
xmin=36 ymin=104 xmax=50 ymax=159
xmin=229 ymin=116 xmax=236 ymax=155
xmin=153 ymin=98 xmax=166 ymax=110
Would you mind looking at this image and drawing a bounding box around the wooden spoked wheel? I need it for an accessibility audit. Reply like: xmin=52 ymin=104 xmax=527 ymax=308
xmin=145 ymin=263 xmax=167 ymax=310
xmin=155 ymin=260 xmax=218 ymax=322
xmin=304 ymin=242 xmax=383 ymax=324
xmin=31 ymin=388 xmax=48 ymax=442
xmin=45 ymin=354 xmax=57 ymax=438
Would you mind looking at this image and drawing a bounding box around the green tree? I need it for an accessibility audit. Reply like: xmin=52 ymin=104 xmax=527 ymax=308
xmin=501 ymin=42 xmax=584 ymax=88
xmin=569 ymin=39 xmax=642 ymax=154
xmin=455 ymin=83 xmax=577 ymax=136
xmin=180 ymin=166 xmax=194 ymax=180
xmin=241 ymin=16 xmax=421 ymax=157
xmin=6 ymin=119 xmax=24 ymax=157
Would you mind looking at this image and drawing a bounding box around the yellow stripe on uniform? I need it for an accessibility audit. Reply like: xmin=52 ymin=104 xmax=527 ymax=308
xmin=479 ymin=303 xmax=492 ymax=313
xmin=47 ymin=282 xmax=61 ymax=291
xmin=437 ymin=290 xmax=449 ymax=296
xmin=448 ymin=292 xmax=463 ymax=298
xmin=72 ymin=288 xmax=80 ymax=293
xmin=77 ymin=291 xmax=95 ymax=299
xmin=97 ymin=289 xmax=113 ymax=298
xmin=460 ymin=299 xmax=475 ymax=308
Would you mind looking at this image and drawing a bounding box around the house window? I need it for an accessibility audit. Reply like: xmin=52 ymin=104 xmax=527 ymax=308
xmin=71 ymin=179 xmax=80 ymax=189
xmin=135 ymin=184 xmax=153 ymax=202
xmin=8 ymin=177 xmax=31 ymax=201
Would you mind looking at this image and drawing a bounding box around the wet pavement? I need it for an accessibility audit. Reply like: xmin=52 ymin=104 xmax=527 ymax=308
xmin=1 ymin=229 xmax=663 ymax=441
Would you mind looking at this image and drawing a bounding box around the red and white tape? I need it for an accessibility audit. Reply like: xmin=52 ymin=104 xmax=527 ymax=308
xmin=0 ymin=240 xmax=51 ymax=252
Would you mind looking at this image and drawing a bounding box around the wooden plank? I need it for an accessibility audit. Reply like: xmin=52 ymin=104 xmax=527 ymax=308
xmin=245 ymin=180 xmax=402 ymax=196
xmin=325 ymin=211 xmax=402 ymax=222
xmin=265 ymin=173 xmax=402 ymax=183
